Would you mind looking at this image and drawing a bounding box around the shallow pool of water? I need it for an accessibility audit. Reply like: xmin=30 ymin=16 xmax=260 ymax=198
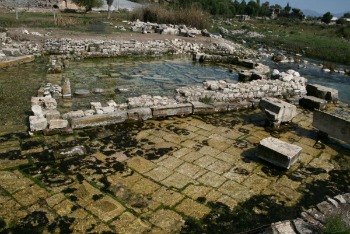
xmin=63 ymin=55 xmax=237 ymax=109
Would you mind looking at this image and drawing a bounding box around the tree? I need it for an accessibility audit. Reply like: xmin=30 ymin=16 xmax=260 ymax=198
xmin=106 ymin=0 xmax=114 ymax=19
xmin=71 ymin=0 xmax=103 ymax=12
xmin=322 ymin=11 xmax=333 ymax=24
xmin=260 ymin=1 xmax=270 ymax=17
xmin=246 ymin=0 xmax=259 ymax=16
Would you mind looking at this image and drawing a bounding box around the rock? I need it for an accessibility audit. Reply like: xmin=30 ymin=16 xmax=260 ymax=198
xmin=54 ymin=146 xmax=86 ymax=159
xmin=191 ymin=101 xmax=215 ymax=114
xmin=29 ymin=116 xmax=48 ymax=132
xmin=292 ymin=218 xmax=318 ymax=234
xmin=31 ymin=105 xmax=43 ymax=117
xmin=43 ymin=97 xmax=57 ymax=110
xmin=299 ymin=96 xmax=327 ymax=110
xmin=49 ymin=119 xmax=69 ymax=129
xmin=2 ymin=48 xmax=22 ymax=56
xmin=74 ymin=89 xmax=90 ymax=96
xmin=62 ymin=110 xmax=85 ymax=119
xmin=258 ymin=137 xmax=302 ymax=169
xmin=62 ymin=79 xmax=72 ymax=99
xmin=201 ymin=29 xmax=211 ymax=37
xmin=102 ymin=106 xmax=115 ymax=114
xmin=272 ymin=53 xmax=287 ymax=62
xmin=152 ymin=104 xmax=193 ymax=118
xmin=107 ymin=100 xmax=118 ymax=108
xmin=259 ymin=97 xmax=298 ymax=128
xmin=271 ymin=69 xmax=280 ymax=79
xmin=93 ymin=88 xmax=104 ymax=94
xmin=270 ymin=221 xmax=297 ymax=234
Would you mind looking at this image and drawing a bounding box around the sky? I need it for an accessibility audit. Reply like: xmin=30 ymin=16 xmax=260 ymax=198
xmin=265 ymin=0 xmax=350 ymax=15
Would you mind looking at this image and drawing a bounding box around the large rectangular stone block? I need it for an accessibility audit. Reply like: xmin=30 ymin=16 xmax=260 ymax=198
xmin=258 ymin=137 xmax=302 ymax=169
xmin=313 ymin=109 xmax=350 ymax=144
xmin=151 ymin=104 xmax=193 ymax=118
xmin=259 ymin=97 xmax=297 ymax=123
xmin=127 ymin=108 xmax=152 ymax=121
xmin=71 ymin=111 xmax=127 ymax=129
xmin=191 ymin=102 xmax=215 ymax=114
xmin=306 ymin=84 xmax=338 ymax=102
xmin=299 ymin=96 xmax=327 ymax=110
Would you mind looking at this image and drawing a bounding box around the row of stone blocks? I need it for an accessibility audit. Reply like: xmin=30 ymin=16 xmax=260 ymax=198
xmin=299 ymin=84 xmax=339 ymax=110
xmin=70 ymin=101 xmax=255 ymax=129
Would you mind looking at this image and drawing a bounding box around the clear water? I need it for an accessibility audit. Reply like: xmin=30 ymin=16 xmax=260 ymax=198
xmin=63 ymin=55 xmax=237 ymax=109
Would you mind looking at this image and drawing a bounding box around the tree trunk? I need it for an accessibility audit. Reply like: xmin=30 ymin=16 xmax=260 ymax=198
xmin=107 ymin=5 xmax=111 ymax=19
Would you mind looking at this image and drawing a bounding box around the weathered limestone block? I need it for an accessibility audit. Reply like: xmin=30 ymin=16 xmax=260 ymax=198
xmin=102 ymin=106 xmax=115 ymax=114
xmin=29 ymin=116 xmax=48 ymax=132
xmin=43 ymin=97 xmax=57 ymax=110
xmin=71 ymin=111 xmax=127 ymax=129
xmin=191 ymin=102 xmax=215 ymax=114
xmin=62 ymin=79 xmax=72 ymax=99
xmin=227 ymin=101 xmax=252 ymax=111
xmin=258 ymin=137 xmax=302 ymax=169
xmin=127 ymin=108 xmax=152 ymax=121
xmin=269 ymin=221 xmax=297 ymax=234
xmin=259 ymin=97 xmax=297 ymax=127
xmin=299 ymin=96 xmax=327 ymax=110
xmin=313 ymin=109 xmax=350 ymax=144
xmin=62 ymin=110 xmax=85 ymax=119
xmin=45 ymin=110 xmax=61 ymax=121
xmin=212 ymin=102 xmax=228 ymax=112
xmin=49 ymin=119 xmax=69 ymax=129
xmin=31 ymin=105 xmax=43 ymax=117
xmin=306 ymin=84 xmax=339 ymax=102
xmin=152 ymin=104 xmax=193 ymax=118
xmin=54 ymin=146 xmax=86 ymax=159
xmin=293 ymin=218 xmax=318 ymax=234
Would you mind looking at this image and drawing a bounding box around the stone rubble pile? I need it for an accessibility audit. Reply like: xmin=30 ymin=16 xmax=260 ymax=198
xmin=174 ymin=69 xmax=307 ymax=103
xmin=0 ymin=31 xmax=41 ymax=58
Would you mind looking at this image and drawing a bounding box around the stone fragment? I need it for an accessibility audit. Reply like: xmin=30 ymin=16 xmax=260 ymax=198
xmin=292 ymin=218 xmax=318 ymax=234
xmin=259 ymin=97 xmax=297 ymax=127
xmin=49 ymin=119 xmax=68 ymax=129
xmin=152 ymin=104 xmax=193 ymax=118
xmin=102 ymin=106 xmax=115 ymax=114
xmin=43 ymin=97 xmax=57 ymax=110
xmin=258 ymin=137 xmax=302 ymax=169
xmin=191 ymin=102 xmax=215 ymax=114
xmin=74 ymin=89 xmax=90 ymax=96
xmin=299 ymin=96 xmax=327 ymax=110
xmin=31 ymin=105 xmax=43 ymax=117
xmin=270 ymin=221 xmax=296 ymax=234
xmin=54 ymin=145 xmax=86 ymax=159
xmin=71 ymin=111 xmax=127 ymax=129
xmin=127 ymin=108 xmax=152 ymax=121
xmin=62 ymin=110 xmax=85 ymax=119
xmin=29 ymin=116 xmax=48 ymax=132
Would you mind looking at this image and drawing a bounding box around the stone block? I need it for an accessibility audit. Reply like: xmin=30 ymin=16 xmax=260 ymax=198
xmin=212 ymin=102 xmax=228 ymax=112
xmin=259 ymin=97 xmax=297 ymax=126
xmin=29 ymin=116 xmax=48 ymax=132
xmin=191 ymin=102 xmax=215 ymax=114
xmin=45 ymin=110 xmax=61 ymax=121
xmin=299 ymin=96 xmax=327 ymax=110
xmin=152 ymin=104 xmax=193 ymax=118
xmin=270 ymin=221 xmax=297 ymax=234
xmin=313 ymin=109 xmax=350 ymax=144
xmin=31 ymin=105 xmax=43 ymax=117
xmin=54 ymin=146 xmax=86 ymax=159
xmin=62 ymin=110 xmax=85 ymax=119
xmin=49 ymin=119 xmax=68 ymax=129
xmin=258 ymin=137 xmax=302 ymax=169
xmin=127 ymin=108 xmax=152 ymax=121
xmin=227 ymin=101 xmax=252 ymax=111
xmin=71 ymin=111 xmax=127 ymax=129
xmin=62 ymin=79 xmax=72 ymax=99
xmin=306 ymin=84 xmax=338 ymax=102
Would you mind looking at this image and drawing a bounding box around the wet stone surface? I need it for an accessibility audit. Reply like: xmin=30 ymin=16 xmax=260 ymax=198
xmin=0 ymin=108 xmax=349 ymax=233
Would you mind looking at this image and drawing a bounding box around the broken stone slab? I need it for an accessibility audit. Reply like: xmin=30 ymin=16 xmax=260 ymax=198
xmin=29 ymin=116 xmax=48 ymax=132
xmin=292 ymin=218 xmax=318 ymax=234
xmin=74 ymin=89 xmax=90 ymax=96
xmin=151 ymin=103 xmax=193 ymax=118
xmin=259 ymin=97 xmax=297 ymax=127
xmin=191 ymin=101 xmax=215 ymax=114
xmin=54 ymin=145 xmax=86 ymax=159
xmin=31 ymin=96 xmax=57 ymax=110
xmin=299 ymin=96 xmax=327 ymax=110
xmin=71 ymin=111 xmax=127 ymax=129
xmin=62 ymin=110 xmax=85 ymax=119
xmin=270 ymin=221 xmax=296 ymax=234
xmin=212 ymin=102 xmax=228 ymax=112
xmin=258 ymin=137 xmax=302 ymax=169
xmin=127 ymin=108 xmax=152 ymax=121
xmin=313 ymin=109 xmax=350 ymax=144
xmin=306 ymin=84 xmax=339 ymax=102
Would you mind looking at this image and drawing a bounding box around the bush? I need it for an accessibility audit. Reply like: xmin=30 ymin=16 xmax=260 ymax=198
xmin=130 ymin=5 xmax=210 ymax=29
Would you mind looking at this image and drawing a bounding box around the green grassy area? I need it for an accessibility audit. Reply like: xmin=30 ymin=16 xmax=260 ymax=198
xmin=218 ymin=19 xmax=350 ymax=65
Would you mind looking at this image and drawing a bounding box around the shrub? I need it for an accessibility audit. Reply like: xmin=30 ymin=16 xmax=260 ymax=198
xmin=130 ymin=5 xmax=210 ymax=29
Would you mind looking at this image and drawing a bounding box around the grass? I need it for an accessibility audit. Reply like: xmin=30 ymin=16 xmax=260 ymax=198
xmin=216 ymin=19 xmax=350 ymax=65
xmin=323 ymin=214 xmax=350 ymax=234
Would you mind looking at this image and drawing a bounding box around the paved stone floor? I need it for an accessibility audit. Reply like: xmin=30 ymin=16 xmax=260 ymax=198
xmin=0 ymin=108 xmax=349 ymax=233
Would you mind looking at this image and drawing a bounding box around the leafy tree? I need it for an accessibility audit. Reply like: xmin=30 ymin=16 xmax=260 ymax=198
xmin=343 ymin=12 xmax=350 ymax=18
xmin=260 ymin=1 xmax=270 ymax=16
xmin=240 ymin=0 xmax=247 ymax=14
xmin=106 ymin=0 xmax=114 ymax=19
xmin=322 ymin=11 xmax=333 ymax=24
xmin=71 ymin=0 xmax=103 ymax=12
xmin=291 ymin=8 xmax=304 ymax=20
xmin=246 ymin=0 xmax=259 ymax=16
